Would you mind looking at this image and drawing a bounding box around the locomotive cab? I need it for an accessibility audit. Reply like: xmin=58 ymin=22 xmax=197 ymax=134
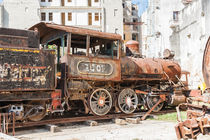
xmin=30 ymin=24 xmax=122 ymax=82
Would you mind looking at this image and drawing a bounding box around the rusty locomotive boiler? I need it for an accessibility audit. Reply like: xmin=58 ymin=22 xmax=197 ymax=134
xmin=0 ymin=23 xmax=188 ymax=121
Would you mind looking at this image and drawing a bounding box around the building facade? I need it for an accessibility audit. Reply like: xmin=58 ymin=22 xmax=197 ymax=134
xmin=141 ymin=0 xmax=210 ymax=88
xmin=170 ymin=0 xmax=210 ymax=88
xmin=0 ymin=0 xmax=123 ymax=36
xmin=0 ymin=0 xmax=40 ymax=29
xmin=141 ymin=0 xmax=184 ymax=58
xmin=123 ymin=0 xmax=141 ymax=46
xmin=40 ymin=0 xmax=102 ymax=30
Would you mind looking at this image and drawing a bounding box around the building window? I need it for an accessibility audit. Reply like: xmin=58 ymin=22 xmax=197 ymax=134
xmin=100 ymin=13 xmax=102 ymax=24
xmin=68 ymin=13 xmax=72 ymax=21
xmin=173 ymin=11 xmax=179 ymax=21
xmin=115 ymin=28 xmax=118 ymax=34
xmin=132 ymin=33 xmax=137 ymax=40
xmin=94 ymin=0 xmax=99 ymax=2
xmin=41 ymin=13 xmax=46 ymax=21
xmin=133 ymin=18 xmax=137 ymax=22
xmin=88 ymin=0 xmax=91 ymax=6
xmin=61 ymin=0 xmax=65 ymax=6
xmin=114 ymin=9 xmax=118 ymax=16
xmin=48 ymin=0 xmax=52 ymax=2
xmin=49 ymin=13 xmax=53 ymax=21
xmin=88 ymin=13 xmax=92 ymax=25
xmin=68 ymin=0 xmax=72 ymax=2
xmin=41 ymin=0 xmax=45 ymax=2
xmin=95 ymin=13 xmax=99 ymax=21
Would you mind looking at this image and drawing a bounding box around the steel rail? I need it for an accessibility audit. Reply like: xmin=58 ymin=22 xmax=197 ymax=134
xmin=11 ymin=109 xmax=175 ymax=129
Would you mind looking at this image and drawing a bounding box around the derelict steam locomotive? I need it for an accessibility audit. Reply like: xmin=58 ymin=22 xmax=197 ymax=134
xmin=0 ymin=23 xmax=187 ymax=121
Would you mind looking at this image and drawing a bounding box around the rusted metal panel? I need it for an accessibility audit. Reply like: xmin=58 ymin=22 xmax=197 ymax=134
xmin=170 ymin=91 xmax=186 ymax=106
xmin=121 ymin=57 xmax=162 ymax=80
xmin=0 ymin=47 xmax=55 ymax=91
xmin=67 ymin=55 xmax=121 ymax=81
xmin=0 ymin=92 xmax=52 ymax=101
xmin=29 ymin=22 xmax=122 ymax=44
xmin=175 ymin=95 xmax=210 ymax=139
xmin=203 ymin=37 xmax=210 ymax=88
xmin=121 ymin=57 xmax=181 ymax=82
xmin=0 ymin=28 xmax=39 ymax=48
xmin=0 ymin=35 xmax=28 ymax=48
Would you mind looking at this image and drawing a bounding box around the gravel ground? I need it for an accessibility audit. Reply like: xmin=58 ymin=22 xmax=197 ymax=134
xmin=14 ymin=120 xmax=210 ymax=140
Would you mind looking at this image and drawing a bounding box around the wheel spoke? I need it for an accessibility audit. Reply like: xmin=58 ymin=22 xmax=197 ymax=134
xmin=89 ymin=89 xmax=112 ymax=116
xmin=92 ymin=96 xmax=98 ymax=101
xmin=118 ymin=89 xmax=138 ymax=114
xmin=146 ymin=95 xmax=164 ymax=112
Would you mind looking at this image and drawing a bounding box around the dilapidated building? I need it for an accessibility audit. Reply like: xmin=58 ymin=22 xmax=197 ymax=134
xmin=0 ymin=0 xmax=123 ymax=36
xmin=0 ymin=0 xmax=40 ymax=29
xmin=141 ymin=0 xmax=210 ymax=88
xmin=123 ymin=0 xmax=141 ymax=43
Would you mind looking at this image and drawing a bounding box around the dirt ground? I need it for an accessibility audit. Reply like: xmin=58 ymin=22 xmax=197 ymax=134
xmin=13 ymin=120 xmax=210 ymax=140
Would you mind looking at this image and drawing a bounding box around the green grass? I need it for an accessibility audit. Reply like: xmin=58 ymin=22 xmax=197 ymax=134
xmin=149 ymin=111 xmax=187 ymax=122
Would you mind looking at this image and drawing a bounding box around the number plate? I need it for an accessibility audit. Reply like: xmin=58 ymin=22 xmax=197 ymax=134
xmin=77 ymin=61 xmax=113 ymax=75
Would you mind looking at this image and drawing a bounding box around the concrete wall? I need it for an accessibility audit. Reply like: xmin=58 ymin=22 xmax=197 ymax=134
xmin=40 ymin=0 xmax=100 ymax=7
xmin=2 ymin=0 xmax=40 ymax=29
xmin=142 ymin=0 xmax=210 ymax=88
xmin=103 ymin=0 xmax=123 ymax=36
xmin=40 ymin=0 xmax=124 ymax=36
xmin=0 ymin=5 xmax=3 ymax=27
xmin=177 ymin=0 xmax=210 ymax=88
xmin=123 ymin=0 xmax=141 ymax=44
xmin=141 ymin=0 xmax=184 ymax=58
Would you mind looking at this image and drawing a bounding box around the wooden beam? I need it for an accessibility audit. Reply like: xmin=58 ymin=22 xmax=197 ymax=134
xmin=86 ymin=35 xmax=90 ymax=56
xmin=67 ymin=33 xmax=71 ymax=54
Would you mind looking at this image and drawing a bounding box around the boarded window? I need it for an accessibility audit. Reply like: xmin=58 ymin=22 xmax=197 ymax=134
xmin=173 ymin=11 xmax=179 ymax=21
xmin=48 ymin=0 xmax=52 ymax=2
xmin=88 ymin=0 xmax=91 ymax=6
xmin=132 ymin=33 xmax=137 ymax=40
xmin=61 ymin=13 xmax=65 ymax=25
xmin=95 ymin=13 xmax=99 ymax=21
xmin=41 ymin=13 xmax=46 ymax=21
xmin=68 ymin=0 xmax=72 ymax=2
xmin=49 ymin=13 xmax=53 ymax=21
xmin=94 ymin=0 xmax=99 ymax=2
xmin=114 ymin=9 xmax=118 ymax=16
xmin=61 ymin=0 xmax=65 ymax=6
xmin=41 ymin=0 xmax=45 ymax=2
xmin=88 ymin=13 xmax=92 ymax=25
xmin=68 ymin=13 xmax=72 ymax=21
xmin=100 ymin=13 xmax=102 ymax=24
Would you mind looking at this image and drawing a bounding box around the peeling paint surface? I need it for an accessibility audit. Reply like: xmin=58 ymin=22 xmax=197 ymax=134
xmin=0 ymin=47 xmax=55 ymax=91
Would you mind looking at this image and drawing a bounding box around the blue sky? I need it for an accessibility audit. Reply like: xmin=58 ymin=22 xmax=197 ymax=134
xmin=0 ymin=0 xmax=2 ymax=3
xmin=132 ymin=0 xmax=148 ymax=17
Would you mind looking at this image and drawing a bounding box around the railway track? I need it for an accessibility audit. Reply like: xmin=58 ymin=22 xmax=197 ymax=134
xmin=13 ymin=109 xmax=176 ymax=129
